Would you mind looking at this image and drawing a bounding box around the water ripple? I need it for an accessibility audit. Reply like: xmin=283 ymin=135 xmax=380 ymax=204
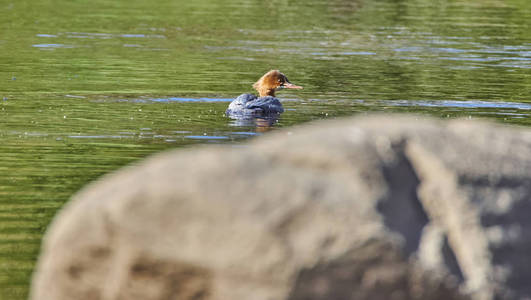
xmin=387 ymin=100 xmax=531 ymax=110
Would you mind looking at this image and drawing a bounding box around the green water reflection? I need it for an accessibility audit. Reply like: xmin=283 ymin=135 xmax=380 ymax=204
xmin=1 ymin=0 xmax=530 ymax=298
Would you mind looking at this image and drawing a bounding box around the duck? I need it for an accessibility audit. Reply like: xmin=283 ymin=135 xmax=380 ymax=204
xmin=226 ymin=70 xmax=303 ymax=116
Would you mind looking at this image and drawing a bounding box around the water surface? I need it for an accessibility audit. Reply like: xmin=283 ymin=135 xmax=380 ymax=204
xmin=1 ymin=0 xmax=530 ymax=298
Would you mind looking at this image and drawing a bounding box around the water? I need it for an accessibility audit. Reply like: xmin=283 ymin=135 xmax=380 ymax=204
xmin=1 ymin=0 xmax=530 ymax=298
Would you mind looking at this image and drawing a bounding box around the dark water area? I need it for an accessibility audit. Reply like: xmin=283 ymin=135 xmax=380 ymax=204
xmin=0 ymin=0 xmax=530 ymax=298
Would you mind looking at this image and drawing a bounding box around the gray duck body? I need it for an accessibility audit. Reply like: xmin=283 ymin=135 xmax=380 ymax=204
xmin=226 ymin=94 xmax=284 ymax=116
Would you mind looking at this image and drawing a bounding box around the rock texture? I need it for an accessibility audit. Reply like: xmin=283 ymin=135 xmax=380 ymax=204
xmin=30 ymin=115 xmax=531 ymax=300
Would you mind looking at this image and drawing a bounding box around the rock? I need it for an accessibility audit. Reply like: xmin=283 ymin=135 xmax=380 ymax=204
xmin=30 ymin=115 xmax=531 ymax=300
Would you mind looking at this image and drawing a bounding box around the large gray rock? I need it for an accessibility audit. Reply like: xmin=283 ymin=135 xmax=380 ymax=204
xmin=30 ymin=115 xmax=531 ymax=300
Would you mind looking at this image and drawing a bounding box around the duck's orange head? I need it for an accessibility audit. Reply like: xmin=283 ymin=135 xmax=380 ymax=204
xmin=253 ymin=70 xmax=303 ymax=97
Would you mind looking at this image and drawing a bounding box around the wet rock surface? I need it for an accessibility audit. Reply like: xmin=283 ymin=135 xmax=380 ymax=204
xmin=31 ymin=115 xmax=531 ymax=300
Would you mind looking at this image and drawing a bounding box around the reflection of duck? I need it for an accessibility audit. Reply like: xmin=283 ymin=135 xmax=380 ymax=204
xmin=226 ymin=70 xmax=303 ymax=116
xmin=228 ymin=115 xmax=279 ymax=132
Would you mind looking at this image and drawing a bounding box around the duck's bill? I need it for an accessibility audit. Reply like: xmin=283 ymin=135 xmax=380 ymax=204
xmin=284 ymin=82 xmax=303 ymax=89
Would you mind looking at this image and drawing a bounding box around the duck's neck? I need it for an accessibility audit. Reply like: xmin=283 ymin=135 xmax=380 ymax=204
xmin=258 ymin=87 xmax=275 ymax=97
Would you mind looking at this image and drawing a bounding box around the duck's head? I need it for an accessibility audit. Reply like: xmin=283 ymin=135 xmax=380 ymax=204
xmin=253 ymin=70 xmax=303 ymax=97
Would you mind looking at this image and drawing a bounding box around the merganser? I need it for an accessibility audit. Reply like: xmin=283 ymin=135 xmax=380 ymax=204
xmin=226 ymin=70 xmax=303 ymax=116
